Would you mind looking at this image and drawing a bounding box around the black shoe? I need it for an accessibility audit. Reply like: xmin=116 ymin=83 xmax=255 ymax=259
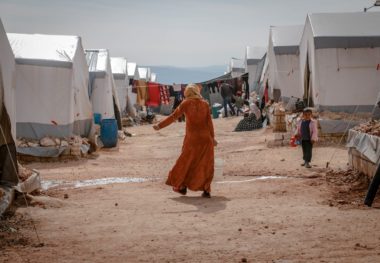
xmin=202 ymin=191 xmax=211 ymax=198
xmin=301 ymin=162 xmax=306 ymax=167
xmin=179 ymin=187 xmax=187 ymax=195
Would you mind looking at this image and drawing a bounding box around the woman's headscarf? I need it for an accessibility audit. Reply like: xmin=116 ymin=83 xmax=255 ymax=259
xmin=184 ymin=84 xmax=202 ymax=99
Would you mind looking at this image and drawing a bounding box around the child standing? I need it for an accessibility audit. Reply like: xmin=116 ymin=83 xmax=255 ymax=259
xmin=297 ymin=108 xmax=318 ymax=168
xmin=233 ymin=91 xmax=244 ymax=116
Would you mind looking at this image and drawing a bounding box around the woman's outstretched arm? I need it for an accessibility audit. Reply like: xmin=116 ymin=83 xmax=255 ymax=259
xmin=154 ymin=101 xmax=186 ymax=130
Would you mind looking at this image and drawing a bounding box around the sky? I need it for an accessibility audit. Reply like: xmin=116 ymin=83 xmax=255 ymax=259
xmin=0 ymin=0 xmax=378 ymax=67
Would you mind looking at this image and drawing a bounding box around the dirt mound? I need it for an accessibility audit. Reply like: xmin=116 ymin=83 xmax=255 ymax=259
xmin=325 ymin=169 xmax=372 ymax=209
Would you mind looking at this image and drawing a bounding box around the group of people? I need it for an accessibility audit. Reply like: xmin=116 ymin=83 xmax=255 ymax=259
xmin=153 ymin=84 xmax=318 ymax=198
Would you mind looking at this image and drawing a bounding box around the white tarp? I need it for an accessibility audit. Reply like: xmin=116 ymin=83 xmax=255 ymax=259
xmin=299 ymin=12 xmax=380 ymax=112
xmin=86 ymin=49 xmax=120 ymax=120
xmin=8 ymin=33 xmax=93 ymax=140
xmin=267 ymin=25 xmax=303 ymax=102
xmin=245 ymin=46 xmax=266 ymax=93
xmin=138 ymin=67 xmax=150 ymax=81
xmin=347 ymin=129 xmax=380 ymax=164
xmin=127 ymin=62 xmax=138 ymax=80
xmin=0 ymin=19 xmax=16 ymax=142
xmin=111 ymin=57 xmax=128 ymax=116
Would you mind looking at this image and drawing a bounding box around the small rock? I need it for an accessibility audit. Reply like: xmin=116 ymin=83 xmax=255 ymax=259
xmin=115 ymin=203 xmax=118 ymax=206
xmin=241 ymin=258 xmax=247 ymax=263
xmin=280 ymin=159 xmax=285 ymax=162
xmin=238 ymin=228 xmax=242 ymax=232
xmin=264 ymin=226 xmax=269 ymax=229
xmin=64 ymin=194 xmax=69 ymax=199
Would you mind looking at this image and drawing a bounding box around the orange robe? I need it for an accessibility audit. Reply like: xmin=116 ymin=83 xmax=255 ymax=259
xmin=158 ymin=98 xmax=215 ymax=192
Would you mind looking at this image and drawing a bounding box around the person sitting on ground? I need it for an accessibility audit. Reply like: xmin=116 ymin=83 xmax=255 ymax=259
xmin=233 ymin=91 xmax=244 ymax=116
xmin=296 ymin=108 xmax=318 ymax=169
xmin=220 ymin=81 xmax=236 ymax=117
xmin=234 ymin=95 xmax=263 ymax=132
xmin=153 ymin=84 xmax=217 ymax=198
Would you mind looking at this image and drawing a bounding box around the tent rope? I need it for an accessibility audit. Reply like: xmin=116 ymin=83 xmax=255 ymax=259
xmin=0 ymin=124 xmax=42 ymax=245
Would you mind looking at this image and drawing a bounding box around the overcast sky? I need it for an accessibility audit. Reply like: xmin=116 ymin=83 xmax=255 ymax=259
xmin=0 ymin=0 xmax=378 ymax=67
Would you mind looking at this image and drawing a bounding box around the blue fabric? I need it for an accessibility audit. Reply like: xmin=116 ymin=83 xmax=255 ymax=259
xmin=301 ymin=120 xmax=311 ymax=141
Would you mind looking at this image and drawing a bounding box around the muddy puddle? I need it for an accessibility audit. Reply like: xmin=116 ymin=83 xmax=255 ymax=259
xmin=41 ymin=177 xmax=155 ymax=191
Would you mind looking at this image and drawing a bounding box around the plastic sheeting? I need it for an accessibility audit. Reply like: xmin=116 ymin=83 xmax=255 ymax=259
xmin=8 ymin=33 xmax=93 ymax=140
xmin=319 ymin=119 xmax=361 ymax=134
xmin=86 ymin=49 xmax=119 ymax=119
xmin=111 ymin=57 xmax=128 ymax=116
xmin=347 ymin=129 xmax=380 ymax=164
xmin=0 ymin=19 xmax=16 ymax=142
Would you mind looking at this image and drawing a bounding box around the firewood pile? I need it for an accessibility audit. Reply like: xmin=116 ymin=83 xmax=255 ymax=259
xmin=352 ymin=120 xmax=380 ymax=136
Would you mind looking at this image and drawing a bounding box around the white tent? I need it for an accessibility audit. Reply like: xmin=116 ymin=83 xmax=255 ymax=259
xmin=245 ymin=46 xmax=266 ymax=93
xmin=85 ymin=49 xmax=121 ymax=121
xmin=127 ymin=62 xmax=139 ymax=81
xmin=267 ymin=25 xmax=303 ymax=102
xmin=299 ymin=12 xmax=380 ymax=112
xmin=150 ymin=72 xmax=157 ymax=82
xmin=110 ymin=57 xmax=128 ymax=117
xmin=8 ymin=33 xmax=93 ymax=140
xmin=229 ymin=58 xmax=245 ymax=78
xmin=138 ymin=67 xmax=150 ymax=81
xmin=0 ymin=19 xmax=16 ymax=142
xmin=126 ymin=62 xmax=138 ymax=116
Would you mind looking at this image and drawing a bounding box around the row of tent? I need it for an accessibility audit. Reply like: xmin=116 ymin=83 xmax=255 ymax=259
xmin=0 ymin=18 xmax=157 ymax=145
xmin=241 ymin=11 xmax=380 ymax=113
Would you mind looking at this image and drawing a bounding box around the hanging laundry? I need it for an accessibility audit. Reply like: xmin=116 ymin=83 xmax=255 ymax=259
xmin=136 ymin=80 xmax=149 ymax=106
xmin=160 ymin=85 xmax=170 ymax=105
xmin=173 ymin=84 xmax=182 ymax=92
xmin=146 ymin=82 xmax=161 ymax=107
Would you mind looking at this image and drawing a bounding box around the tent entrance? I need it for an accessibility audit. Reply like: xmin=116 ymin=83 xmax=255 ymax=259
xmin=303 ymin=53 xmax=314 ymax=107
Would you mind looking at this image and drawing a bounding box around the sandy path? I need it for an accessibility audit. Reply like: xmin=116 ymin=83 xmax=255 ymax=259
xmin=1 ymin=116 xmax=380 ymax=263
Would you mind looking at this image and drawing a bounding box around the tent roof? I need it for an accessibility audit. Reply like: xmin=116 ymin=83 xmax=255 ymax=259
xmin=246 ymin=46 xmax=266 ymax=65
xmin=7 ymin=33 xmax=79 ymax=68
xmin=138 ymin=67 xmax=149 ymax=79
xmin=110 ymin=57 xmax=127 ymax=80
xmin=246 ymin=46 xmax=266 ymax=60
xmin=308 ymin=12 xmax=380 ymax=49
xmin=85 ymin=49 xmax=109 ymax=74
xmin=271 ymin=25 xmax=303 ymax=55
xmin=110 ymin=57 xmax=127 ymax=75
xmin=127 ymin=62 xmax=137 ymax=77
xmin=150 ymin=72 xmax=157 ymax=82
xmin=230 ymin=58 xmax=245 ymax=70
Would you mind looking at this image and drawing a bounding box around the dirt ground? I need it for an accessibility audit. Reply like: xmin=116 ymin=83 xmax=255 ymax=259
xmin=1 ymin=116 xmax=380 ymax=263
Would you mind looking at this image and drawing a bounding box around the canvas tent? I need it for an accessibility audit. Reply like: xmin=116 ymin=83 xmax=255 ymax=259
xmin=0 ymin=19 xmax=18 ymax=185
xmin=267 ymin=25 xmax=303 ymax=102
xmin=245 ymin=46 xmax=267 ymax=93
xmin=126 ymin=62 xmax=138 ymax=117
xmin=85 ymin=49 xmax=122 ymax=129
xmin=138 ymin=67 xmax=150 ymax=81
xmin=229 ymin=58 xmax=245 ymax=78
xmin=299 ymin=12 xmax=380 ymax=113
xmin=150 ymin=72 xmax=157 ymax=82
xmin=110 ymin=57 xmax=128 ymax=117
xmin=8 ymin=33 xmax=93 ymax=141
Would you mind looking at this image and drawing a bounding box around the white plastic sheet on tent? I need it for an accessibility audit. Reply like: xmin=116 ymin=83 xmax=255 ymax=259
xmin=267 ymin=25 xmax=303 ymax=102
xmin=86 ymin=49 xmax=120 ymax=120
xmin=150 ymin=72 xmax=157 ymax=82
xmin=8 ymin=33 xmax=93 ymax=140
xmin=299 ymin=12 xmax=380 ymax=113
xmin=138 ymin=67 xmax=151 ymax=81
xmin=110 ymin=57 xmax=128 ymax=117
xmin=245 ymin=46 xmax=266 ymax=93
xmin=0 ymin=19 xmax=16 ymax=142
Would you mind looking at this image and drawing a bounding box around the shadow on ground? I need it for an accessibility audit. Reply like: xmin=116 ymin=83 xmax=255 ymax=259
xmin=168 ymin=196 xmax=230 ymax=213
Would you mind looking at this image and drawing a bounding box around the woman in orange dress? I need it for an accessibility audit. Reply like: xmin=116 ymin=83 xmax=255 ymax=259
xmin=153 ymin=84 xmax=217 ymax=198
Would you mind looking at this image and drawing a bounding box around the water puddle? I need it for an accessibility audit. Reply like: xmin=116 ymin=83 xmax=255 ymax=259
xmin=216 ymin=176 xmax=286 ymax=184
xmin=41 ymin=177 xmax=153 ymax=191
